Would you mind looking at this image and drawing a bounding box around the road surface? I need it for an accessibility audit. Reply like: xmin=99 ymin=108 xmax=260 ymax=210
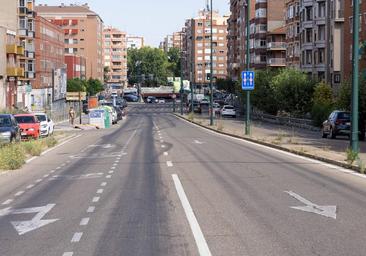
xmin=1 ymin=103 xmax=366 ymax=256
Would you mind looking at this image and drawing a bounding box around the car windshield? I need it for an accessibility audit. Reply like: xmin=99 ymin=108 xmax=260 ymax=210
xmin=0 ymin=117 xmax=11 ymax=127
xmin=15 ymin=116 xmax=36 ymax=123
xmin=36 ymin=115 xmax=47 ymax=122
xmin=338 ymin=112 xmax=351 ymax=120
xmin=225 ymin=106 xmax=234 ymax=110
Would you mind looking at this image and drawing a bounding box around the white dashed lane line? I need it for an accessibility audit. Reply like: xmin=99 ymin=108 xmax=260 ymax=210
xmin=106 ymin=175 xmax=112 ymax=179
xmin=97 ymin=189 xmax=104 ymax=194
xmin=92 ymin=197 xmax=100 ymax=203
xmin=80 ymin=218 xmax=90 ymax=226
xmin=36 ymin=179 xmax=43 ymax=183
xmin=162 ymin=145 xmax=166 ymax=148
xmin=87 ymin=206 xmax=95 ymax=213
xmin=71 ymin=232 xmax=83 ymax=243
xmin=62 ymin=252 xmax=73 ymax=256
xmin=167 ymin=161 xmax=173 ymax=167
xmin=2 ymin=199 xmax=13 ymax=205
xmin=164 ymin=152 xmax=169 ymax=156
xmin=26 ymin=184 xmax=34 ymax=189
xmin=101 ymin=182 xmax=107 ymax=187
xmin=108 ymin=171 xmax=114 ymax=174
xmin=14 ymin=191 xmax=24 ymax=197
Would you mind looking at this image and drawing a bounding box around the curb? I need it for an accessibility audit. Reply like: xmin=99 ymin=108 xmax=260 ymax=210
xmin=174 ymin=114 xmax=363 ymax=174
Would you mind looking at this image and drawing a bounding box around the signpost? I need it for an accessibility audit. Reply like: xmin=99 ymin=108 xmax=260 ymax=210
xmin=242 ymin=71 xmax=255 ymax=135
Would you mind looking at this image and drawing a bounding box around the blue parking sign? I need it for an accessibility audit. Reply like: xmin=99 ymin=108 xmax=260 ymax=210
xmin=241 ymin=71 xmax=255 ymax=91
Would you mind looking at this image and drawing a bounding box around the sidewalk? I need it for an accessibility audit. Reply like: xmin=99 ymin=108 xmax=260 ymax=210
xmin=182 ymin=113 xmax=366 ymax=168
xmin=54 ymin=114 xmax=92 ymax=131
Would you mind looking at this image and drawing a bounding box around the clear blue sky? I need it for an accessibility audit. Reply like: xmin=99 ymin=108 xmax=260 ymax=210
xmin=37 ymin=0 xmax=230 ymax=47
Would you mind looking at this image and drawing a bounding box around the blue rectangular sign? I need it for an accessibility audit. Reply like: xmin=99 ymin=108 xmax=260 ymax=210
xmin=241 ymin=71 xmax=255 ymax=91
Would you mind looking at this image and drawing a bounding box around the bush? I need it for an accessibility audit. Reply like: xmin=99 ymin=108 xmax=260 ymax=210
xmin=311 ymin=82 xmax=334 ymax=127
xmin=22 ymin=141 xmax=44 ymax=156
xmin=44 ymin=136 xmax=58 ymax=148
xmin=0 ymin=144 xmax=26 ymax=170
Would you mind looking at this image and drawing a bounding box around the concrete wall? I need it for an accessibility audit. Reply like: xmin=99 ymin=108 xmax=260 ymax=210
xmin=0 ymin=0 xmax=17 ymax=31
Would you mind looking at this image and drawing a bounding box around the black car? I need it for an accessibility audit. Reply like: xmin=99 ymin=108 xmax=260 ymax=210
xmin=322 ymin=111 xmax=365 ymax=140
xmin=0 ymin=114 xmax=20 ymax=144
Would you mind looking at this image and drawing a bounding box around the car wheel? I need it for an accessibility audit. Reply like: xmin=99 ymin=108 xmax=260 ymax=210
xmin=330 ymin=128 xmax=336 ymax=139
xmin=321 ymin=128 xmax=328 ymax=138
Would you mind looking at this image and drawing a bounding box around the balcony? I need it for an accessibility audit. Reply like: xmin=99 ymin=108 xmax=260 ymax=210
xmin=335 ymin=9 xmax=344 ymax=22
xmin=267 ymin=58 xmax=286 ymax=67
xmin=6 ymin=44 xmax=18 ymax=54
xmin=17 ymin=46 xmax=25 ymax=55
xmin=7 ymin=67 xmax=25 ymax=77
xmin=267 ymin=42 xmax=286 ymax=50
xmin=19 ymin=7 xmax=28 ymax=16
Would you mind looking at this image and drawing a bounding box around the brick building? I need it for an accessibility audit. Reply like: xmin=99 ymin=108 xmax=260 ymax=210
xmin=35 ymin=3 xmax=104 ymax=81
xmin=65 ymin=54 xmax=86 ymax=80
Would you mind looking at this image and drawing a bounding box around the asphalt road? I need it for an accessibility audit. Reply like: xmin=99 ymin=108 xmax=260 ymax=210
xmin=1 ymin=103 xmax=366 ymax=256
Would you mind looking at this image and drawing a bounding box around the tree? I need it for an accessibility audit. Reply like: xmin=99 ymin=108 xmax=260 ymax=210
xmin=216 ymin=78 xmax=237 ymax=94
xmin=271 ymin=69 xmax=316 ymax=116
xmin=67 ymin=78 xmax=86 ymax=92
xmin=336 ymin=76 xmax=366 ymax=114
xmin=127 ymin=47 xmax=170 ymax=87
xmin=311 ymin=82 xmax=334 ymax=126
xmin=167 ymin=47 xmax=181 ymax=77
xmin=86 ymin=78 xmax=104 ymax=96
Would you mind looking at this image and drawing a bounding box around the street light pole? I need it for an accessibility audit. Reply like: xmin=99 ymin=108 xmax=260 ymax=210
xmin=180 ymin=32 xmax=184 ymax=115
xmin=209 ymin=0 xmax=214 ymax=126
xmin=351 ymin=0 xmax=360 ymax=153
xmin=245 ymin=0 xmax=251 ymax=135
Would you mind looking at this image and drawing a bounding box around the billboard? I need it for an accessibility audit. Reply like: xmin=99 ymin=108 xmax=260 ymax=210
xmin=53 ymin=68 xmax=67 ymax=101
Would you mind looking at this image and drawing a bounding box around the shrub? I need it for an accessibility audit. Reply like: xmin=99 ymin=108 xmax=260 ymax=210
xmin=22 ymin=141 xmax=44 ymax=156
xmin=0 ymin=144 xmax=26 ymax=170
xmin=44 ymin=136 xmax=58 ymax=148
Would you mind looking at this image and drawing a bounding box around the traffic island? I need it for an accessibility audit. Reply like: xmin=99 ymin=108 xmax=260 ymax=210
xmin=174 ymin=113 xmax=366 ymax=174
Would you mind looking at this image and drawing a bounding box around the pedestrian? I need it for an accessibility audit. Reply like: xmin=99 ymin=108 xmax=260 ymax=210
xmin=69 ymin=107 xmax=76 ymax=126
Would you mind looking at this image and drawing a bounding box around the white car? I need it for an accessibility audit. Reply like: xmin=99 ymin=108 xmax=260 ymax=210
xmin=221 ymin=105 xmax=236 ymax=118
xmin=34 ymin=113 xmax=54 ymax=136
xmin=158 ymin=99 xmax=166 ymax=104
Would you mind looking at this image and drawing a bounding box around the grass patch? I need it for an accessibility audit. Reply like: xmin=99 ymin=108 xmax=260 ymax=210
xmin=187 ymin=112 xmax=194 ymax=121
xmin=345 ymin=147 xmax=358 ymax=165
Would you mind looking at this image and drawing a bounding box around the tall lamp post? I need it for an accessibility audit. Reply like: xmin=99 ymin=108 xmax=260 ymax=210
xmin=209 ymin=0 xmax=214 ymax=126
xmin=180 ymin=32 xmax=184 ymax=115
xmin=245 ymin=0 xmax=251 ymax=135
xmin=351 ymin=0 xmax=360 ymax=153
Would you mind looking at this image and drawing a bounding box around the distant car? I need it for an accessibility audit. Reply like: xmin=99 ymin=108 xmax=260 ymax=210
xmin=158 ymin=98 xmax=165 ymax=104
xmin=34 ymin=113 xmax=54 ymax=137
xmin=221 ymin=105 xmax=236 ymax=118
xmin=14 ymin=114 xmax=40 ymax=140
xmin=201 ymin=98 xmax=209 ymax=104
xmin=123 ymin=94 xmax=139 ymax=102
xmin=147 ymin=96 xmax=156 ymax=103
xmin=0 ymin=114 xmax=20 ymax=144
xmin=322 ymin=111 xmax=365 ymax=140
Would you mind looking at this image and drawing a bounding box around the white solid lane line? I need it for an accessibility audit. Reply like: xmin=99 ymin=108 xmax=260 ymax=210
xmin=92 ymin=197 xmax=100 ymax=203
xmin=172 ymin=174 xmax=212 ymax=256
xmin=71 ymin=232 xmax=83 ymax=243
xmin=62 ymin=252 xmax=73 ymax=256
xmin=15 ymin=191 xmax=24 ymax=197
xmin=2 ymin=199 xmax=13 ymax=205
xmin=80 ymin=218 xmax=90 ymax=226
xmin=87 ymin=206 xmax=95 ymax=213
xmin=167 ymin=161 xmax=173 ymax=167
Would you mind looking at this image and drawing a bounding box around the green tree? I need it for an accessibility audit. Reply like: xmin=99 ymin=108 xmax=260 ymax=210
xmin=67 ymin=78 xmax=86 ymax=92
xmin=311 ymin=82 xmax=334 ymax=126
xmin=167 ymin=47 xmax=181 ymax=77
xmin=337 ymin=76 xmax=366 ymax=114
xmin=271 ymin=68 xmax=316 ymax=116
xmin=216 ymin=78 xmax=237 ymax=94
xmin=86 ymin=78 xmax=104 ymax=96
xmin=127 ymin=47 xmax=170 ymax=86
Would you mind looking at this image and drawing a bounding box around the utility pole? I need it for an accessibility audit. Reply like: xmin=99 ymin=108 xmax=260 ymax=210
xmin=351 ymin=0 xmax=360 ymax=153
xmin=180 ymin=32 xmax=184 ymax=115
xmin=209 ymin=0 xmax=214 ymax=126
xmin=245 ymin=0 xmax=251 ymax=135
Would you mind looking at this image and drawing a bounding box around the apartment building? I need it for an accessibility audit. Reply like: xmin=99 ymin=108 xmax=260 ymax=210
xmin=103 ymin=27 xmax=128 ymax=88
xmin=35 ymin=3 xmax=104 ymax=81
xmin=227 ymin=0 xmax=255 ymax=81
xmin=183 ymin=10 xmax=228 ymax=86
xmin=65 ymin=54 xmax=86 ymax=79
xmin=299 ymin=0 xmax=343 ymax=88
xmin=285 ymin=0 xmax=300 ymax=68
xmin=0 ymin=0 xmax=24 ymax=109
xmin=33 ymin=15 xmax=65 ymax=111
xmin=18 ymin=0 xmax=36 ymax=109
xmin=127 ymin=35 xmax=144 ymax=49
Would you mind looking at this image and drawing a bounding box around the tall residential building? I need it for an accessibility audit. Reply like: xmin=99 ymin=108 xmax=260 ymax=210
xmin=65 ymin=54 xmax=86 ymax=80
xmin=127 ymin=35 xmax=144 ymax=49
xmin=183 ymin=9 xmax=228 ymax=86
xmin=0 ymin=0 xmax=24 ymax=109
xmin=173 ymin=31 xmax=183 ymax=50
xmin=18 ymin=0 xmax=36 ymax=108
xmin=160 ymin=32 xmax=183 ymax=52
xmin=35 ymin=3 xmax=104 ymax=81
xmin=227 ymin=0 xmax=255 ymax=81
xmin=249 ymin=0 xmax=286 ymax=69
xmin=299 ymin=0 xmax=343 ymax=88
xmin=285 ymin=0 xmax=300 ymax=68
xmin=33 ymin=15 xmax=65 ymax=111
xmin=103 ymin=26 xmax=128 ymax=88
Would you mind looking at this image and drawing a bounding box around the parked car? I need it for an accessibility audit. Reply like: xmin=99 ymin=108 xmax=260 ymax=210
xmin=123 ymin=94 xmax=139 ymax=102
xmin=0 ymin=114 xmax=20 ymax=144
xmin=213 ymin=103 xmax=221 ymax=115
xmin=322 ymin=111 xmax=365 ymax=140
xmin=113 ymin=106 xmax=123 ymax=121
xmin=221 ymin=105 xmax=236 ymax=118
xmin=14 ymin=114 xmax=40 ymax=140
xmin=158 ymin=98 xmax=166 ymax=104
xmin=146 ymin=96 xmax=157 ymax=103
xmin=34 ymin=113 xmax=54 ymax=137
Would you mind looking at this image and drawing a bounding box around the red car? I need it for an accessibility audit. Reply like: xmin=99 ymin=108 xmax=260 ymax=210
xmin=14 ymin=114 xmax=40 ymax=140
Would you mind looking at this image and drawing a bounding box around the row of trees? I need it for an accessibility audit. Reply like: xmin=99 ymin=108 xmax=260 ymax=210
xmin=127 ymin=47 xmax=181 ymax=86
xmin=228 ymin=68 xmax=366 ymax=126
xmin=67 ymin=78 xmax=104 ymax=96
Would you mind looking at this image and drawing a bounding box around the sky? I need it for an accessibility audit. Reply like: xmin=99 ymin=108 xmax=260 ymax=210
xmin=37 ymin=0 xmax=230 ymax=47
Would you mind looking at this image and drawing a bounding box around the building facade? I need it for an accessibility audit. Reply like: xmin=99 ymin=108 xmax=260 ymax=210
xmin=33 ymin=15 xmax=65 ymax=111
xmin=35 ymin=3 xmax=104 ymax=81
xmin=65 ymin=54 xmax=86 ymax=80
xmin=127 ymin=35 xmax=144 ymax=49
xmin=183 ymin=10 xmax=228 ymax=86
xmin=103 ymin=26 xmax=128 ymax=88
xmin=285 ymin=0 xmax=300 ymax=68
xmin=299 ymin=0 xmax=344 ymax=88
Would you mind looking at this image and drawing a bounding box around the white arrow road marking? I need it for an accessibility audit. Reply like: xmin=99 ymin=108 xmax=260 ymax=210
xmin=0 ymin=204 xmax=59 ymax=235
xmin=285 ymin=191 xmax=337 ymax=220
xmin=193 ymin=140 xmax=205 ymax=145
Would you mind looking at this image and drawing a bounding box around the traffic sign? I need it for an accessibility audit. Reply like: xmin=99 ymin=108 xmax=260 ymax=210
xmin=66 ymin=92 xmax=86 ymax=101
xmin=241 ymin=71 xmax=255 ymax=91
